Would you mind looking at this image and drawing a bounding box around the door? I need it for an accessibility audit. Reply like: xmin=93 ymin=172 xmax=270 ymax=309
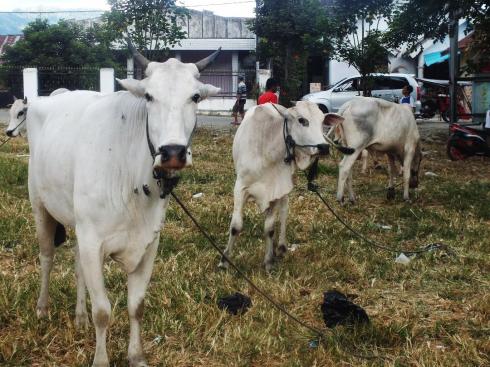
xmin=371 ymin=76 xmax=407 ymax=102
xmin=330 ymin=77 xmax=361 ymax=112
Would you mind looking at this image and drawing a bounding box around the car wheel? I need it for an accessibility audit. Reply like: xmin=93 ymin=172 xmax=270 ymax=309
xmin=317 ymin=104 xmax=328 ymax=113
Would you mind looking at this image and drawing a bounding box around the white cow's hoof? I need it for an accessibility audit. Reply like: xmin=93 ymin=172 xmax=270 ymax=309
xmin=386 ymin=187 xmax=396 ymax=200
xmin=75 ymin=312 xmax=89 ymax=329
xmin=36 ymin=306 xmax=49 ymax=319
xmin=129 ymin=355 xmax=148 ymax=367
xmin=217 ymin=260 xmax=229 ymax=270
xmin=264 ymin=261 xmax=275 ymax=273
xmin=275 ymin=244 xmax=287 ymax=258
xmin=92 ymin=361 xmax=109 ymax=367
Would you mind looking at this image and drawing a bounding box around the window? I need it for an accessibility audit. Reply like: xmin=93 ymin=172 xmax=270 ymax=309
xmin=335 ymin=78 xmax=360 ymax=92
xmin=373 ymin=77 xmax=407 ymax=90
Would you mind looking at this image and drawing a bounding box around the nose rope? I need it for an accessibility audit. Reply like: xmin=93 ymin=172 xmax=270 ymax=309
xmin=269 ymin=104 xmax=329 ymax=164
xmin=144 ymin=113 xmax=197 ymax=198
xmin=145 ymin=114 xmax=197 ymax=162
xmin=1 ymin=116 xmax=27 ymax=148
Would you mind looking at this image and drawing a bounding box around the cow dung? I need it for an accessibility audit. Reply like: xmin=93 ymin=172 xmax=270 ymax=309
xmin=321 ymin=290 xmax=369 ymax=328
xmin=217 ymin=292 xmax=252 ymax=315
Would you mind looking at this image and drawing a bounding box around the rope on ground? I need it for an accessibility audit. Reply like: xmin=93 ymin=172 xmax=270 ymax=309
xmin=0 ymin=137 xmax=11 ymax=149
xmin=307 ymin=181 xmax=453 ymax=256
xmin=170 ymin=191 xmax=326 ymax=339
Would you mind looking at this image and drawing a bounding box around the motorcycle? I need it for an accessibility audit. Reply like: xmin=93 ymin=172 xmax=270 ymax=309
xmin=446 ymin=123 xmax=490 ymax=160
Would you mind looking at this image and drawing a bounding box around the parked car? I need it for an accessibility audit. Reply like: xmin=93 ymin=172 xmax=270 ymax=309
xmin=301 ymin=73 xmax=421 ymax=113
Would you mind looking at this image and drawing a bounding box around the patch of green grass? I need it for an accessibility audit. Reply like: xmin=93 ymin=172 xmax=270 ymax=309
xmin=0 ymin=132 xmax=489 ymax=366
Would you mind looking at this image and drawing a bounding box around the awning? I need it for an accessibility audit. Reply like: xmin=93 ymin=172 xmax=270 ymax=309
xmin=424 ymin=52 xmax=450 ymax=66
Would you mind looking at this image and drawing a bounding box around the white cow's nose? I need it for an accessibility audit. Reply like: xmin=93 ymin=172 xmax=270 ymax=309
xmin=158 ymin=144 xmax=187 ymax=170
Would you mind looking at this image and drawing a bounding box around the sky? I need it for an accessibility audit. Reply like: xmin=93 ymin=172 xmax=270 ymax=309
xmin=0 ymin=0 xmax=256 ymax=18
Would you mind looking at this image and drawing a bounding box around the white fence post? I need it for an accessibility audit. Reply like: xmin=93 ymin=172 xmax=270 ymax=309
xmin=23 ymin=68 xmax=38 ymax=99
xmin=100 ymin=68 xmax=115 ymax=93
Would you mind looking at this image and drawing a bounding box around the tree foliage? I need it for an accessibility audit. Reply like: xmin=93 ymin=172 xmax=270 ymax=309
xmin=385 ymin=0 xmax=490 ymax=72
xmin=105 ymin=0 xmax=188 ymax=56
xmin=251 ymin=0 xmax=332 ymax=105
xmin=1 ymin=18 xmax=118 ymax=68
xmin=327 ymin=0 xmax=392 ymax=95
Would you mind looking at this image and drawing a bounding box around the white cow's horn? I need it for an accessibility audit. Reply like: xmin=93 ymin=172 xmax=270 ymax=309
xmin=125 ymin=37 xmax=150 ymax=70
xmin=195 ymin=47 xmax=222 ymax=72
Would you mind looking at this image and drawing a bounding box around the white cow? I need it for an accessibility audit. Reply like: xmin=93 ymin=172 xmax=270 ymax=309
xmin=5 ymin=89 xmax=70 ymax=137
xmin=325 ymin=97 xmax=422 ymax=202
xmin=25 ymin=39 xmax=220 ymax=367
xmin=5 ymin=96 xmax=28 ymax=137
xmin=218 ymin=101 xmax=329 ymax=272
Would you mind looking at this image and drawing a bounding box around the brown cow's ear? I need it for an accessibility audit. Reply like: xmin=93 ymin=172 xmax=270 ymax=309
xmin=323 ymin=113 xmax=344 ymax=125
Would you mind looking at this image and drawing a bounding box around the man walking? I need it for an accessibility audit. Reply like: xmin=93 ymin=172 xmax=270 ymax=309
xmin=231 ymin=76 xmax=247 ymax=125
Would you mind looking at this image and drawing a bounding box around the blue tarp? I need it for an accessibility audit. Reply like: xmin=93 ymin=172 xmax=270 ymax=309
xmin=424 ymin=52 xmax=450 ymax=67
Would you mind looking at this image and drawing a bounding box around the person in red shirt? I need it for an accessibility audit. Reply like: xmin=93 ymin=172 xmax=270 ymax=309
xmin=258 ymin=78 xmax=279 ymax=105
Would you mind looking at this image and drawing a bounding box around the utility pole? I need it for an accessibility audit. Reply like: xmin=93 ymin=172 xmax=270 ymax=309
xmin=448 ymin=8 xmax=460 ymax=124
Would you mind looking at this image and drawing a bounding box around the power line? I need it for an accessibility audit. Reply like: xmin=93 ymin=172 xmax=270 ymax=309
xmin=0 ymin=10 xmax=105 ymax=14
xmin=0 ymin=1 xmax=255 ymax=14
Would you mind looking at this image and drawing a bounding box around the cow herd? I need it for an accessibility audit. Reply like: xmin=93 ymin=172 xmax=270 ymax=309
xmin=4 ymin=40 xmax=421 ymax=367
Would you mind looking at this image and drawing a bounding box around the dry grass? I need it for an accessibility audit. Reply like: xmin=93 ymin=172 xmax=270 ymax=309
xmin=0 ymin=128 xmax=489 ymax=366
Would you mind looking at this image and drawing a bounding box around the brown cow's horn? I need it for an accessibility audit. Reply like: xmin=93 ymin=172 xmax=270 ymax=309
xmin=125 ymin=37 xmax=150 ymax=70
xmin=195 ymin=47 xmax=222 ymax=72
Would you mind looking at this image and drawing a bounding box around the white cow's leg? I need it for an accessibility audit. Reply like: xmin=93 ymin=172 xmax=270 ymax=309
xmin=361 ymin=149 xmax=369 ymax=174
xmin=402 ymin=151 xmax=414 ymax=201
xmin=77 ymin=230 xmax=110 ymax=367
xmin=386 ymin=154 xmax=397 ymax=200
xmin=276 ymin=195 xmax=289 ymax=258
xmin=74 ymin=243 xmax=88 ymax=328
xmin=347 ymin=169 xmax=356 ymax=203
xmin=263 ymin=200 xmax=279 ymax=272
xmin=127 ymin=237 xmax=158 ymax=367
xmin=33 ymin=204 xmax=57 ymax=318
xmin=218 ymin=183 xmax=246 ymax=269
xmin=337 ymin=149 xmax=362 ymax=203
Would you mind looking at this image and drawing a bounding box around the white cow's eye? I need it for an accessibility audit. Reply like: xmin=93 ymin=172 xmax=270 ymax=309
xmin=192 ymin=94 xmax=200 ymax=103
xmin=298 ymin=118 xmax=309 ymax=126
xmin=144 ymin=93 xmax=153 ymax=102
xmin=17 ymin=111 xmax=24 ymax=117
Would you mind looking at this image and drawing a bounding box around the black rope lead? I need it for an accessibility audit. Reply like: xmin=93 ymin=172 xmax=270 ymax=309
xmin=305 ymin=162 xmax=453 ymax=256
xmin=0 ymin=137 xmax=11 ymax=149
xmin=170 ymin=191 xmax=326 ymax=339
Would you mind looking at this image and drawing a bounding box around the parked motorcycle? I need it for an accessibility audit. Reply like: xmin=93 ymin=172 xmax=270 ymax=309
xmin=447 ymin=123 xmax=490 ymax=160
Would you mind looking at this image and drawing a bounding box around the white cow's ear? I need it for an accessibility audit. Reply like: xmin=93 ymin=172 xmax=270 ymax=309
xmin=323 ymin=113 xmax=344 ymax=126
xmin=116 ymin=78 xmax=146 ymax=97
xmin=199 ymin=84 xmax=221 ymax=99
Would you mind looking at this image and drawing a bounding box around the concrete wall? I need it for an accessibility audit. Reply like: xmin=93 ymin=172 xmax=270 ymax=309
xmin=184 ymin=9 xmax=254 ymax=39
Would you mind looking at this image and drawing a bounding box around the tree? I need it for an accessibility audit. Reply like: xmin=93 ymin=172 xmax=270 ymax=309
xmin=251 ymin=0 xmax=332 ymax=105
xmin=1 ymin=18 xmax=118 ymax=68
xmin=385 ymin=0 xmax=490 ymax=73
xmin=104 ymin=0 xmax=188 ymax=58
xmin=327 ymin=0 xmax=393 ymax=95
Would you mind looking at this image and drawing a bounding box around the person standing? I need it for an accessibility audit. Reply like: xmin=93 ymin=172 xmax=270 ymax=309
xmin=400 ymin=85 xmax=415 ymax=113
xmin=231 ymin=76 xmax=247 ymax=125
xmin=258 ymin=78 xmax=279 ymax=105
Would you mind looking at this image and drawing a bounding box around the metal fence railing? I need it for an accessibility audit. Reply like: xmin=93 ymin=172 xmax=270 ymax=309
xmin=37 ymin=66 xmax=100 ymax=96
xmin=0 ymin=65 xmax=23 ymax=106
xmin=200 ymin=69 xmax=256 ymax=98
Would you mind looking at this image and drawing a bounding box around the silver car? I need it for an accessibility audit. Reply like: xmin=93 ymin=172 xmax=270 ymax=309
xmin=302 ymin=73 xmax=421 ymax=113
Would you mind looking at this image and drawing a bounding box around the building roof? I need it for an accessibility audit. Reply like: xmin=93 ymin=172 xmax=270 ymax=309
xmin=0 ymin=34 xmax=22 ymax=57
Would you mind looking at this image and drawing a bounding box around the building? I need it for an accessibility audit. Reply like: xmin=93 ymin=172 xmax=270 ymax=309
xmin=126 ymin=9 xmax=257 ymax=112
xmin=0 ymin=35 xmax=22 ymax=62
